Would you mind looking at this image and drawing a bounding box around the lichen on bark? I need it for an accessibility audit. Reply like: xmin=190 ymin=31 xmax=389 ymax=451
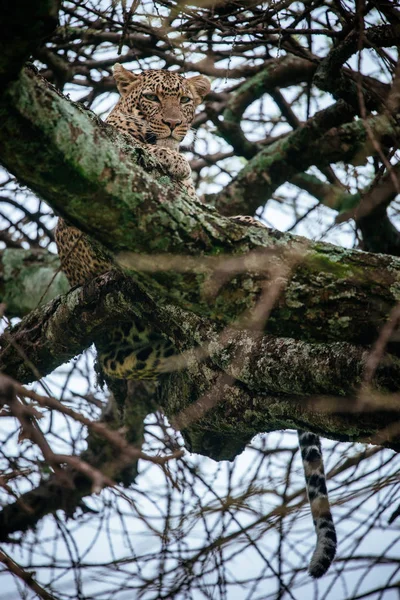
xmin=0 ymin=248 xmax=68 ymax=317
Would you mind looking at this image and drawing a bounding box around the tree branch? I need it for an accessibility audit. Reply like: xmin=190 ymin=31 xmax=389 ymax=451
xmin=313 ymin=23 xmax=400 ymax=112
xmin=160 ymin=363 xmax=400 ymax=457
xmin=0 ymin=247 xmax=68 ymax=318
xmin=212 ymin=107 xmax=400 ymax=217
xmin=216 ymin=56 xmax=316 ymax=159
xmin=0 ymin=375 xmax=168 ymax=542
xmin=2 ymin=67 xmax=400 ymax=350
xmin=2 ymin=270 xmax=400 ymax=427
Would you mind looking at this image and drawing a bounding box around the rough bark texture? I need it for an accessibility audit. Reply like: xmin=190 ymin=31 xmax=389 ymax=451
xmin=160 ymin=367 xmax=400 ymax=459
xmin=2 ymin=269 xmax=400 ymax=444
xmin=212 ymin=109 xmax=400 ymax=217
xmin=0 ymin=247 xmax=68 ymax=317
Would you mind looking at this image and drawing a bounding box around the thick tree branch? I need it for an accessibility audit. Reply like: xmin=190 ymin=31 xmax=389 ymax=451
xmin=216 ymin=56 xmax=316 ymax=159
xmin=212 ymin=107 xmax=400 ymax=217
xmin=357 ymin=210 xmax=400 ymax=256
xmin=290 ymin=173 xmax=359 ymax=213
xmin=2 ymin=270 xmax=400 ymax=418
xmin=2 ymin=68 xmax=400 ymax=351
xmin=1 ymin=328 xmax=400 ymax=542
xmin=290 ymin=167 xmax=400 ymax=257
xmin=331 ymin=162 xmax=400 ymax=255
xmin=337 ymin=163 xmax=400 ymax=224
xmin=160 ymin=363 xmax=400 ymax=457
xmin=313 ymin=23 xmax=400 ymax=112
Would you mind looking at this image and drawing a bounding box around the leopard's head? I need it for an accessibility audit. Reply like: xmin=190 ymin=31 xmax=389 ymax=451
xmin=112 ymin=65 xmax=210 ymax=149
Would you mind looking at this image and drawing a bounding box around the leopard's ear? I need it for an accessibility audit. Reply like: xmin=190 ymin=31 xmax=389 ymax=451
xmin=113 ymin=63 xmax=139 ymax=96
xmin=187 ymin=75 xmax=211 ymax=101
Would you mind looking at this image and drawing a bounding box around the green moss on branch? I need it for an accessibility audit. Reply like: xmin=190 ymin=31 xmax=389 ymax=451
xmin=2 ymin=68 xmax=400 ymax=351
xmin=0 ymin=248 xmax=68 ymax=317
xmin=212 ymin=109 xmax=399 ymax=217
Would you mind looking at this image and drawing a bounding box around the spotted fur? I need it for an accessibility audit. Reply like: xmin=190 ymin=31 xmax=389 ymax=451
xmin=97 ymin=320 xmax=176 ymax=380
xmin=298 ymin=431 xmax=337 ymax=577
xmin=107 ymin=65 xmax=211 ymax=200
xmin=55 ymin=67 xmax=210 ymax=378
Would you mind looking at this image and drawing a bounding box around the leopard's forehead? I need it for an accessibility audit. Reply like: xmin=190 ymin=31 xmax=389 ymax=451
xmin=138 ymin=70 xmax=190 ymax=94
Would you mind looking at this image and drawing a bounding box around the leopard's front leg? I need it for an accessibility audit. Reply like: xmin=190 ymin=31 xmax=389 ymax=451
xmin=146 ymin=146 xmax=192 ymax=180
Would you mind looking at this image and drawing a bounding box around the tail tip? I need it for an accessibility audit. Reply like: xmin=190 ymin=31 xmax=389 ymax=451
xmin=308 ymin=547 xmax=336 ymax=578
xmin=308 ymin=560 xmax=331 ymax=578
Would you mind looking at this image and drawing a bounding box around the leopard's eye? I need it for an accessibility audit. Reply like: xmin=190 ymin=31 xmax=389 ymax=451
xmin=180 ymin=96 xmax=191 ymax=104
xmin=143 ymin=93 xmax=159 ymax=102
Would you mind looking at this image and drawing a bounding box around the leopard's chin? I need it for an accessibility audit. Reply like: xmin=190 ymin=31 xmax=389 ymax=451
xmin=155 ymin=136 xmax=180 ymax=150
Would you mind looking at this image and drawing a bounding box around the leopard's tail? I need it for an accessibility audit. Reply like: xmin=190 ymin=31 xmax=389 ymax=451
xmin=298 ymin=430 xmax=337 ymax=578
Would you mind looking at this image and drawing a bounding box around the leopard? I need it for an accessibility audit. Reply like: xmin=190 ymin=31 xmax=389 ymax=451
xmin=55 ymin=65 xmax=336 ymax=578
xmin=56 ymin=65 xmax=211 ymax=378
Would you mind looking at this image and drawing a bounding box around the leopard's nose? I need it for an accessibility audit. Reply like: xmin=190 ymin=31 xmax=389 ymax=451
xmin=162 ymin=118 xmax=182 ymax=131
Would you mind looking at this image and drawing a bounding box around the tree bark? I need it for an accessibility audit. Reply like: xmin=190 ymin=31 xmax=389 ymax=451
xmin=0 ymin=247 xmax=68 ymax=317
xmin=1 ymin=68 xmax=400 ymax=351
xmin=2 ymin=269 xmax=400 ymax=445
